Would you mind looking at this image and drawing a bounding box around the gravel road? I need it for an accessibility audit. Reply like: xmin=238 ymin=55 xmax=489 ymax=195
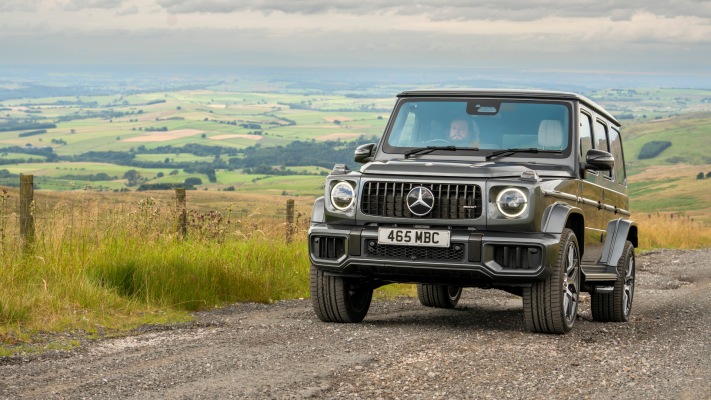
xmin=1 ymin=248 xmax=710 ymax=399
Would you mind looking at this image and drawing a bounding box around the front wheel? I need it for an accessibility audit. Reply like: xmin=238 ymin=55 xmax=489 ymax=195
xmin=591 ymin=241 xmax=635 ymax=322
xmin=310 ymin=265 xmax=372 ymax=323
xmin=523 ymin=228 xmax=581 ymax=334
xmin=417 ymin=284 xmax=462 ymax=308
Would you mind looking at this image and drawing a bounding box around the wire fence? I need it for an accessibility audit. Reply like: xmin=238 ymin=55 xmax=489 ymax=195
xmin=0 ymin=178 xmax=312 ymax=255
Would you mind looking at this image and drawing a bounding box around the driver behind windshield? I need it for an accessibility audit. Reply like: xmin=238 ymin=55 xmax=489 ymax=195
xmin=448 ymin=118 xmax=480 ymax=147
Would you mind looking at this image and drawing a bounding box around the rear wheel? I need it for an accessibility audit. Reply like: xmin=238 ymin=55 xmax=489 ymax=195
xmin=523 ymin=228 xmax=580 ymax=334
xmin=417 ymin=284 xmax=462 ymax=309
xmin=591 ymin=241 xmax=635 ymax=322
xmin=310 ymin=265 xmax=372 ymax=323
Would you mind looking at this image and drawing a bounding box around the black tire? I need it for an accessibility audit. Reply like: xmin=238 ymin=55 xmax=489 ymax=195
xmin=310 ymin=265 xmax=372 ymax=323
xmin=591 ymin=241 xmax=635 ymax=322
xmin=523 ymin=228 xmax=581 ymax=334
xmin=416 ymin=284 xmax=462 ymax=308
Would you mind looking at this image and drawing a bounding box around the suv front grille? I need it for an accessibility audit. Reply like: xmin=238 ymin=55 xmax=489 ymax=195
xmin=361 ymin=182 xmax=482 ymax=219
xmin=365 ymin=240 xmax=465 ymax=262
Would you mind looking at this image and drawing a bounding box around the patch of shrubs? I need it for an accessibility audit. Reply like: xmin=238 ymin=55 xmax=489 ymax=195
xmin=638 ymin=141 xmax=672 ymax=160
xmin=184 ymin=177 xmax=203 ymax=185
xmin=18 ymin=129 xmax=47 ymax=137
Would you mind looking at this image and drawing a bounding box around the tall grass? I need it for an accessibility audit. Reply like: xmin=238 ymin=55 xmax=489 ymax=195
xmin=1 ymin=189 xmax=710 ymax=353
xmin=87 ymin=236 xmax=309 ymax=310
xmin=637 ymin=212 xmax=711 ymax=251
xmin=0 ymin=190 xmax=311 ymax=351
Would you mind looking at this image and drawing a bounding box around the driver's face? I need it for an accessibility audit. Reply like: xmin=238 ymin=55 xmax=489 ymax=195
xmin=449 ymin=120 xmax=469 ymax=141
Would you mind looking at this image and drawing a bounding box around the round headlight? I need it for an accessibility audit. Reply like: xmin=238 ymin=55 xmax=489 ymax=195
xmin=330 ymin=181 xmax=355 ymax=211
xmin=496 ymin=188 xmax=528 ymax=218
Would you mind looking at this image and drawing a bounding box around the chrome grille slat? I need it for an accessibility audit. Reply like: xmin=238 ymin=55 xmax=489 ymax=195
xmin=361 ymin=181 xmax=482 ymax=219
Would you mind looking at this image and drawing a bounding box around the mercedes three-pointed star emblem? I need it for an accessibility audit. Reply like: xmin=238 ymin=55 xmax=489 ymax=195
xmin=406 ymin=186 xmax=435 ymax=216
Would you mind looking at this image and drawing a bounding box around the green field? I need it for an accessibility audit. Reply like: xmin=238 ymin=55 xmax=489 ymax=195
xmin=0 ymin=90 xmax=388 ymax=159
xmin=592 ymin=88 xmax=711 ymax=120
xmin=623 ymin=112 xmax=711 ymax=174
xmin=0 ymin=88 xmax=392 ymax=196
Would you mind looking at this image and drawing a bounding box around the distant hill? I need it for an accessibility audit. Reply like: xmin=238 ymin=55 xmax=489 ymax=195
xmin=623 ymin=112 xmax=711 ymax=175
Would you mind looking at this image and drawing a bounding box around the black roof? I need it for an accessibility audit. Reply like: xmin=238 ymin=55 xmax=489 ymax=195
xmin=397 ymin=89 xmax=619 ymax=126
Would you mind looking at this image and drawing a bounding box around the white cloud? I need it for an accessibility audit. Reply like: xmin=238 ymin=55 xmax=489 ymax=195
xmin=0 ymin=0 xmax=42 ymax=12
xmin=64 ymin=0 xmax=128 ymax=11
xmin=153 ymin=0 xmax=711 ymax=20
xmin=116 ymin=5 xmax=139 ymax=16
xmin=0 ymin=0 xmax=708 ymax=76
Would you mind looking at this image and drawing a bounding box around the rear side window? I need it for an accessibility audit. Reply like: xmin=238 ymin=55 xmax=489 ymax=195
xmin=609 ymin=127 xmax=626 ymax=184
xmin=593 ymin=120 xmax=611 ymax=178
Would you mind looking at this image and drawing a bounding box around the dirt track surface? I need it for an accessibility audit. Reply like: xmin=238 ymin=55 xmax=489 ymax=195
xmin=1 ymin=249 xmax=710 ymax=399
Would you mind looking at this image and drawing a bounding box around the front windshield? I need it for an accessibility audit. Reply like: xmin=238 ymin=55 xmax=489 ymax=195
xmin=384 ymin=99 xmax=571 ymax=156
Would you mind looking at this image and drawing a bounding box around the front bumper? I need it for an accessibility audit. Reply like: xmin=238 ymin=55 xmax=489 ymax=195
xmin=309 ymin=224 xmax=561 ymax=286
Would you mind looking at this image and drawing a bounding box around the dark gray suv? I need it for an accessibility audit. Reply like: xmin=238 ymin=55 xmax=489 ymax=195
xmin=308 ymin=89 xmax=637 ymax=334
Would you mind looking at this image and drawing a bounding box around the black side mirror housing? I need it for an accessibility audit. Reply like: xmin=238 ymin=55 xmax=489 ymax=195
xmin=585 ymin=149 xmax=614 ymax=171
xmin=354 ymin=143 xmax=376 ymax=164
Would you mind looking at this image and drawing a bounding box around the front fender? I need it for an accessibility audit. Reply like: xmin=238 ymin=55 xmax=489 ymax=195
xmin=600 ymin=218 xmax=637 ymax=267
xmin=541 ymin=202 xmax=583 ymax=234
xmin=311 ymin=197 xmax=325 ymax=225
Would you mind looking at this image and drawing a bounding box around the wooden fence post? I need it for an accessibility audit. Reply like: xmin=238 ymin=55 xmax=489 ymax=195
xmin=175 ymin=188 xmax=187 ymax=237
xmin=286 ymin=199 xmax=295 ymax=243
xmin=20 ymin=174 xmax=35 ymax=248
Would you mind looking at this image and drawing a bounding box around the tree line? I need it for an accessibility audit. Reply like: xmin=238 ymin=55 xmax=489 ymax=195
xmin=0 ymin=138 xmax=374 ymax=172
xmin=0 ymin=122 xmax=57 ymax=132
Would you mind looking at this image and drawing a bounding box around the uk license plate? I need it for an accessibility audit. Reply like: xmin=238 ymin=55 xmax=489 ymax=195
xmin=377 ymin=228 xmax=450 ymax=248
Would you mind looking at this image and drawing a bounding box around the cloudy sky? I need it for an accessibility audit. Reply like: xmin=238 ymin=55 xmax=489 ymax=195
xmin=1 ymin=0 xmax=710 ymax=77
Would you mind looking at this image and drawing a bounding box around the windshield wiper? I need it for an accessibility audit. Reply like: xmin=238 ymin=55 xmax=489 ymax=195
xmin=404 ymin=146 xmax=478 ymax=159
xmin=485 ymin=148 xmax=562 ymax=161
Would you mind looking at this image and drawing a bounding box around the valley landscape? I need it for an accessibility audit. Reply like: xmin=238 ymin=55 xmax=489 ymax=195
xmin=2 ymin=79 xmax=711 ymax=220
xmin=1 ymin=72 xmax=711 ymax=355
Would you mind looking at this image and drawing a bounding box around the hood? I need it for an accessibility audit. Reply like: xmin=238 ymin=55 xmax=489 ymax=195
xmin=360 ymin=160 xmax=574 ymax=179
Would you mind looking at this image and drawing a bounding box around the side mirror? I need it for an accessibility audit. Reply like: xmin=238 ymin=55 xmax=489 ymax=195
xmin=354 ymin=143 xmax=376 ymax=164
xmin=585 ymin=149 xmax=614 ymax=171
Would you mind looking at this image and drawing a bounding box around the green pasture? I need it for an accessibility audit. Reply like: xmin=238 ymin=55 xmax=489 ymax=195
xmin=1 ymin=89 xmax=388 ymax=159
xmin=0 ymin=159 xmax=326 ymax=195
xmin=235 ymin=175 xmax=325 ymax=196
xmin=215 ymin=170 xmax=267 ymax=185
xmin=2 ymin=162 xmax=155 ymax=179
xmin=285 ymin=166 xmax=330 ymax=174
xmin=628 ymin=178 xmax=681 ymax=197
xmin=592 ymin=88 xmax=711 ymax=119
xmin=624 ymin=112 xmax=711 ymax=168
xmin=0 ymin=152 xmax=47 ymax=161
xmin=32 ymin=176 xmax=125 ymax=191
xmin=629 ymin=172 xmax=711 ymax=222
xmin=134 ymin=153 xmax=214 ymax=163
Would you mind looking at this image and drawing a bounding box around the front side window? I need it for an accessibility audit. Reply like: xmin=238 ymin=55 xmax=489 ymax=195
xmin=384 ymin=99 xmax=571 ymax=157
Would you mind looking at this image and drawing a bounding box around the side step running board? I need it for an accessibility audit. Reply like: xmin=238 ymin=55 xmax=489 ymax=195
xmin=592 ymin=286 xmax=614 ymax=294
xmin=582 ymin=264 xmax=618 ymax=282
xmin=584 ymin=272 xmax=618 ymax=281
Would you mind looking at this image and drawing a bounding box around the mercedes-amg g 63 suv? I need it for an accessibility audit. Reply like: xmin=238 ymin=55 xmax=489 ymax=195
xmin=309 ymin=89 xmax=637 ymax=334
